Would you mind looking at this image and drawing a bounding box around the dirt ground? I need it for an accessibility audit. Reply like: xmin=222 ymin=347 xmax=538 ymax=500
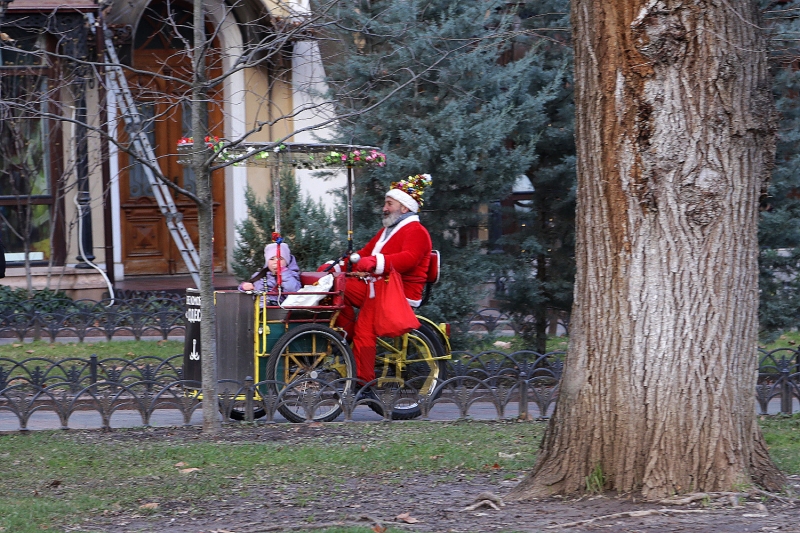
xmin=72 ymin=425 xmax=800 ymax=533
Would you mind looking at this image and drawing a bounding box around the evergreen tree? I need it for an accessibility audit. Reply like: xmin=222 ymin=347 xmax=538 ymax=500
xmin=320 ymin=0 xmax=572 ymax=339
xmin=494 ymin=3 xmax=575 ymax=352
xmin=233 ymin=170 xmax=341 ymax=279
xmin=758 ymin=2 xmax=800 ymax=338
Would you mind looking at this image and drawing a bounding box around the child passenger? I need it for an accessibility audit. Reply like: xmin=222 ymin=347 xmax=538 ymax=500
xmin=238 ymin=242 xmax=302 ymax=305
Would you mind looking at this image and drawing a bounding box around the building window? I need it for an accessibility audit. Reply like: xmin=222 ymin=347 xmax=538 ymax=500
xmin=0 ymin=28 xmax=62 ymax=265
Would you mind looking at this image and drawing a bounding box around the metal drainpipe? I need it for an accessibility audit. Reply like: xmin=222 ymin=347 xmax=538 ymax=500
xmin=97 ymin=9 xmax=115 ymax=285
xmin=74 ymin=80 xmax=95 ymax=268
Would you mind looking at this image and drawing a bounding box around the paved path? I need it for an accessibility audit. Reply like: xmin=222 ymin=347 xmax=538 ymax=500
xmin=2 ymin=397 xmax=792 ymax=432
xmin=0 ymin=400 xmax=543 ymax=431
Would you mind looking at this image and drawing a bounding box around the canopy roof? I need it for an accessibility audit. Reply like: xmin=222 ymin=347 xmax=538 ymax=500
xmin=7 ymin=0 xmax=100 ymax=12
xmin=177 ymin=141 xmax=385 ymax=169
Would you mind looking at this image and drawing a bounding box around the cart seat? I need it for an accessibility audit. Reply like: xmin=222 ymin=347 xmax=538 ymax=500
xmin=427 ymin=250 xmax=440 ymax=284
xmin=299 ymin=271 xmax=345 ymax=307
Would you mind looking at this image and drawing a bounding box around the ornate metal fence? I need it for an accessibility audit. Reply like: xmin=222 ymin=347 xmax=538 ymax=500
xmin=0 ymin=351 xmax=563 ymax=430
xmin=1 ymin=347 xmax=796 ymax=431
xmin=757 ymin=348 xmax=800 ymax=415
xmin=0 ymin=293 xmax=186 ymax=342
xmin=1 ymin=292 xmax=797 ymax=429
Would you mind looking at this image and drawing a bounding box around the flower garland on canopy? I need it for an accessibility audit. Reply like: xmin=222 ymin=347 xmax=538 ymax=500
xmin=322 ymin=149 xmax=387 ymax=168
xmin=176 ymin=138 xmax=387 ymax=169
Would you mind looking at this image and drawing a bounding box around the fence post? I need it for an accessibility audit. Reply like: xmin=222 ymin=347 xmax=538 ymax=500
xmin=90 ymin=354 xmax=98 ymax=384
xmin=518 ymin=371 xmax=529 ymax=420
xmin=245 ymin=376 xmax=255 ymax=423
xmin=782 ymin=358 xmax=792 ymax=415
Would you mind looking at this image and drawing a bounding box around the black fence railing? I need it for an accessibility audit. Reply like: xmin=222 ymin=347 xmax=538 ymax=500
xmin=0 ymin=294 xmax=186 ymax=342
xmin=0 ymin=349 xmax=797 ymax=431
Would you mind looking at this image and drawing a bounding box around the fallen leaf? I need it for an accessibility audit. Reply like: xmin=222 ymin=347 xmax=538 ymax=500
xmin=174 ymin=461 xmax=188 ymax=467
xmin=139 ymin=502 xmax=159 ymax=510
xmin=395 ymin=512 xmax=419 ymax=524
xmin=179 ymin=468 xmax=201 ymax=474
xmin=12 ymin=344 xmax=21 ymax=348
xmin=308 ymin=422 xmax=323 ymax=428
xmin=371 ymin=525 xmax=386 ymax=533
xmin=26 ymin=350 xmax=34 ymax=354
xmin=361 ymin=445 xmax=367 ymax=452
xmin=47 ymin=480 xmax=62 ymax=488
xmin=498 ymin=452 xmax=520 ymax=458
xmin=429 ymin=455 xmax=444 ymax=459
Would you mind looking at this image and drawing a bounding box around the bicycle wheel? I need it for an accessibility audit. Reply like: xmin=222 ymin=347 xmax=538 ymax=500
xmin=226 ymin=401 xmax=266 ymax=421
xmin=265 ymin=323 xmax=356 ymax=423
xmin=373 ymin=325 xmax=448 ymax=420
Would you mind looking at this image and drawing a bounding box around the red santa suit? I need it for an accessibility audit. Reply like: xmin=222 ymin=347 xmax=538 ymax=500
xmin=336 ymin=214 xmax=432 ymax=383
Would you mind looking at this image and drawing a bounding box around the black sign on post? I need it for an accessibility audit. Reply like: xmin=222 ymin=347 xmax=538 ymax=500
xmin=183 ymin=288 xmax=202 ymax=383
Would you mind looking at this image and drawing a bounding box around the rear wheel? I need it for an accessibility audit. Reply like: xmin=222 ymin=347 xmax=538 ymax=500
xmin=265 ymin=323 xmax=356 ymax=423
xmin=372 ymin=324 xmax=448 ymax=420
xmin=226 ymin=401 xmax=266 ymax=421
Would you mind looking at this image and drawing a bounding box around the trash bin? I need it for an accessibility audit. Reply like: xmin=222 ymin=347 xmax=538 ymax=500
xmin=182 ymin=289 xmax=255 ymax=393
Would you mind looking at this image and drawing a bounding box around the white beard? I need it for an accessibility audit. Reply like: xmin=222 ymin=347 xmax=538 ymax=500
xmin=382 ymin=210 xmax=403 ymax=228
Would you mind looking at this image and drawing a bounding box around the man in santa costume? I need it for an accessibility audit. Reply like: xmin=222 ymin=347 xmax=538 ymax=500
xmin=335 ymin=174 xmax=433 ymax=386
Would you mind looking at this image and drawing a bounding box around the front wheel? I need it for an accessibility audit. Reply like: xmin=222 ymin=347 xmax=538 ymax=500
xmin=265 ymin=323 xmax=356 ymax=423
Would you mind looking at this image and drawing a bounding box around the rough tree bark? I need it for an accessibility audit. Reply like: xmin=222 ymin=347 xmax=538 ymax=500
xmin=193 ymin=0 xmax=221 ymax=433
xmin=509 ymin=0 xmax=785 ymax=499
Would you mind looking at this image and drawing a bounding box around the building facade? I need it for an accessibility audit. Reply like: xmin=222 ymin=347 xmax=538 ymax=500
xmin=0 ymin=0 xmax=330 ymax=298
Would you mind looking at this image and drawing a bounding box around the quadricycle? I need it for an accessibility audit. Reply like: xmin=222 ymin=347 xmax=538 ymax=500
xmin=183 ymin=143 xmax=450 ymax=422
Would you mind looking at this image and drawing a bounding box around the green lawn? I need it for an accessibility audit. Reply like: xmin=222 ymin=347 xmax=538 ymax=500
xmin=0 ymin=421 xmax=543 ymax=533
xmin=3 ymin=329 xmax=794 ymax=364
xmin=760 ymin=330 xmax=800 ymax=351
xmin=0 ymin=419 xmax=798 ymax=533
xmin=0 ymin=339 xmax=183 ymax=362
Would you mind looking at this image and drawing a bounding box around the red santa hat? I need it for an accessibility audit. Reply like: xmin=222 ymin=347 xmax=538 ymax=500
xmin=385 ymin=173 xmax=432 ymax=213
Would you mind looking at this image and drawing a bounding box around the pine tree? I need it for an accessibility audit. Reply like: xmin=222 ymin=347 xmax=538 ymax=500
xmin=493 ymin=3 xmax=575 ymax=352
xmin=757 ymin=2 xmax=800 ymax=338
xmin=233 ymin=170 xmax=341 ymax=280
xmin=320 ymin=0 xmax=572 ymax=338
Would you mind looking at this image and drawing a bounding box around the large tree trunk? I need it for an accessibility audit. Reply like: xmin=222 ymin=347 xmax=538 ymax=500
xmin=510 ymin=0 xmax=784 ymax=499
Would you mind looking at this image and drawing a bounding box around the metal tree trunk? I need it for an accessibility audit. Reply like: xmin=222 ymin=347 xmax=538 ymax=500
xmin=510 ymin=0 xmax=784 ymax=499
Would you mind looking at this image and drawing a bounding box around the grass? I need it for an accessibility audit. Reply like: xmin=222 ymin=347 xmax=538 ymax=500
xmin=761 ymin=415 xmax=800 ymax=474
xmin=0 ymin=421 xmax=543 ymax=533
xmin=0 ymin=418 xmax=799 ymax=533
xmin=0 ymin=326 xmax=795 ymax=365
xmin=460 ymin=334 xmax=569 ymax=354
xmin=0 ymin=339 xmax=183 ymax=363
xmin=760 ymin=330 xmax=800 ymax=351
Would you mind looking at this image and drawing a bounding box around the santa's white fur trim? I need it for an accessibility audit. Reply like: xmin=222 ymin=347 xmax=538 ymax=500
xmin=375 ymin=253 xmax=385 ymax=275
xmin=386 ymin=188 xmax=419 ymax=213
